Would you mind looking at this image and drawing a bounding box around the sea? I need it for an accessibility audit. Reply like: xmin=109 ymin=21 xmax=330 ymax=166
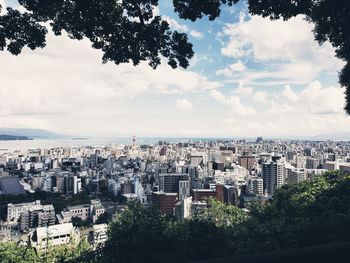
xmin=0 ymin=137 xmax=238 ymax=153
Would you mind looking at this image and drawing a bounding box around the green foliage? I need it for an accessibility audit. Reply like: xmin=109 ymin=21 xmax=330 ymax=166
xmin=96 ymin=171 xmax=350 ymax=261
xmin=71 ymin=216 xmax=90 ymax=228
xmin=92 ymin=201 xmax=237 ymax=262
xmin=0 ymin=238 xmax=92 ymax=263
xmin=194 ymin=197 xmax=248 ymax=228
xmin=2 ymin=171 xmax=350 ymax=262
xmin=0 ymin=242 xmax=40 ymax=263
xmin=95 ymin=212 xmax=112 ymax=224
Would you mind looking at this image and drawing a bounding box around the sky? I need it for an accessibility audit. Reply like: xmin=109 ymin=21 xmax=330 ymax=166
xmin=0 ymin=0 xmax=349 ymax=139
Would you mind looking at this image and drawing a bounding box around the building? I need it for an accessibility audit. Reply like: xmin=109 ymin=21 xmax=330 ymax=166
xmin=174 ymin=196 xmax=192 ymax=220
xmin=213 ymin=162 xmax=225 ymax=171
xmin=159 ymin=173 xmax=188 ymax=193
xmin=92 ymin=223 xmax=108 ymax=247
xmin=339 ymin=163 xmax=350 ymax=175
xmin=191 ymin=189 xmax=217 ymax=202
xmin=108 ymin=179 xmax=121 ymax=197
xmin=152 ymin=191 xmax=178 ymax=215
xmin=250 ymin=177 xmax=263 ymax=196
xmin=174 ymin=197 xmax=207 ymax=220
xmin=7 ymin=200 xmax=54 ymax=227
xmin=178 ymin=180 xmax=190 ymax=201
xmin=61 ymin=200 xmax=105 ymax=223
xmin=64 ymin=175 xmax=81 ymax=195
xmin=19 ymin=204 xmax=55 ymax=232
xmin=262 ymin=161 xmax=285 ymax=196
xmin=239 ymin=156 xmax=256 ymax=170
xmin=29 ymin=223 xmax=80 ymax=250
xmin=306 ymin=157 xmax=320 ymax=169
xmin=324 ymin=161 xmax=339 ymax=171
xmin=289 ymin=169 xmax=307 ymax=184
xmin=223 ymin=185 xmax=239 ymax=206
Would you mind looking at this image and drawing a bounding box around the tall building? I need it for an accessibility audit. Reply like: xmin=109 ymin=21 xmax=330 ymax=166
xmin=64 ymin=175 xmax=80 ymax=194
xmin=250 ymin=177 xmax=263 ymax=195
xmin=159 ymin=173 xmax=188 ymax=193
xmin=239 ymin=156 xmax=256 ymax=170
xmin=178 ymin=180 xmax=190 ymax=201
xmin=262 ymin=161 xmax=285 ymax=196
xmin=223 ymin=185 xmax=239 ymax=206
xmin=306 ymin=157 xmax=320 ymax=169
xmin=174 ymin=196 xmax=192 ymax=220
xmin=289 ymin=169 xmax=307 ymax=184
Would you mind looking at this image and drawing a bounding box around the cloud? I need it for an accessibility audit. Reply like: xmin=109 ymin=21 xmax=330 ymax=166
xmin=216 ymin=81 xmax=349 ymax=137
xmin=220 ymin=14 xmax=344 ymax=85
xmin=176 ymin=99 xmax=193 ymax=111
xmin=209 ymin=89 xmax=256 ymax=116
xmin=216 ymin=60 xmax=246 ymax=77
xmin=300 ymin=81 xmax=345 ymax=114
xmin=163 ymin=16 xmax=188 ymax=32
xmin=0 ymin=0 xmax=6 ymax=14
xmin=190 ymin=30 xmax=203 ymax=39
xmin=233 ymin=82 xmax=253 ymax=96
xmin=0 ymin=31 xmax=221 ymax=136
xmin=253 ymin=91 xmax=268 ymax=103
xmin=282 ymin=85 xmax=299 ymax=101
xmin=163 ymin=16 xmax=203 ymax=39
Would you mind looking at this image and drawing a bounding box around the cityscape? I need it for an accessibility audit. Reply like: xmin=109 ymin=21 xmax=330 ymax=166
xmin=1 ymin=137 xmax=349 ymax=251
xmin=1 ymin=0 xmax=350 ymax=262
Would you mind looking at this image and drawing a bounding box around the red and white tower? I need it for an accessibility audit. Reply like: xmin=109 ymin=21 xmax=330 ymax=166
xmin=132 ymin=135 xmax=136 ymax=151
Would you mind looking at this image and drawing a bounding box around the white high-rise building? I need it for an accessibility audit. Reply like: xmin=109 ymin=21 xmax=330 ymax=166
xmin=289 ymin=169 xmax=307 ymax=184
xmin=262 ymin=161 xmax=285 ymax=196
xmin=250 ymin=177 xmax=263 ymax=195
xmin=179 ymin=180 xmax=190 ymax=201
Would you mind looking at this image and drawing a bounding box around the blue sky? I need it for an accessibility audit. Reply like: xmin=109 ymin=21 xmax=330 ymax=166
xmin=0 ymin=0 xmax=349 ymax=138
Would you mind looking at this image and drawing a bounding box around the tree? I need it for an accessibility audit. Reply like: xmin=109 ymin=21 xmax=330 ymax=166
xmin=71 ymin=216 xmax=90 ymax=228
xmin=0 ymin=239 xmax=91 ymax=263
xmin=0 ymin=0 xmax=193 ymax=69
xmin=90 ymin=200 xmax=237 ymax=262
xmin=194 ymin=197 xmax=247 ymax=228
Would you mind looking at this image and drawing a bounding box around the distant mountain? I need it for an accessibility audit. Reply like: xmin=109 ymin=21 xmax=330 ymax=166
xmin=267 ymin=133 xmax=350 ymax=141
xmin=0 ymin=128 xmax=65 ymax=139
xmin=0 ymin=135 xmax=33 ymax=141
xmin=310 ymin=133 xmax=350 ymax=141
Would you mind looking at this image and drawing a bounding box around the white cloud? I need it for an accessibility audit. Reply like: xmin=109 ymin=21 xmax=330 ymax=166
xmin=216 ymin=60 xmax=246 ymax=77
xmin=176 ymin=99 xmax=193 ymax=111
xmin=0 ymin=31 xmax=221 ymax=136
xmin=233 ymin=82 xmax=253 ymax=96
xmin=217 ymin=81 xmax=349 ymax=137
xmin=163 ymin=16 xmax=203 ymax=39
xmin=220 ymin=14 xmax=344 ymax=85
xmin=163 ymin=16 xmax=188 ymax=32
xmin=190 ymin=30 xmax=203 ymax=39
xmin=209 ymin=89 xmax=256 ymax=116
xmin=282 ymin=85 xmax=299 ymax=101
xmin=253 ymin=91 xmax=268 ymax=104
xmin=300 ymin=81 xmax=345 ymax=114
xmin=189 ymin=54 xmax=210 ymax=68
xmin=0 ymin=0 xmax=6 ymax=14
